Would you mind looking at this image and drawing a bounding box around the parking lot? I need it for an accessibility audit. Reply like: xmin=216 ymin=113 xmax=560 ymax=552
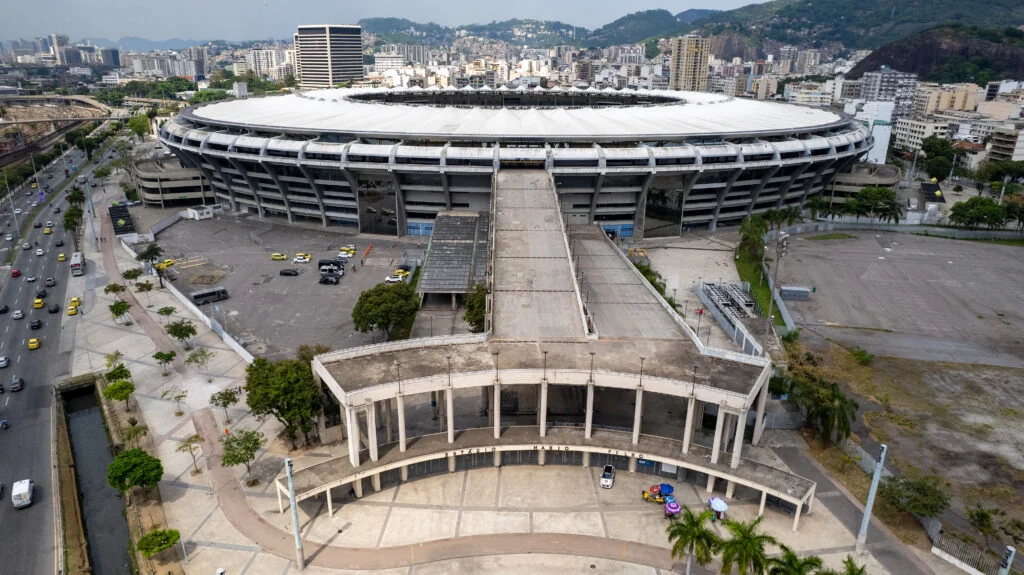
xmin=154 ymin=214 xmax=427 ymax=359
xmin=778 ymin=232 xmax=1024 ymax=367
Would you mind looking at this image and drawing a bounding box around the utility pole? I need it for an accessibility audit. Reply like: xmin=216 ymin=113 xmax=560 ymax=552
xmin=85 ymin=180 xmax=99 ymax=249
xmin=765 ymin=232 xmax=790 ymax=333
xmin=4 ymin=175 xmax=18 ymax=237
xmin=284 ymin=458 xmax=305 ymax=570
xmin=998 ymin=175 xmax=1010 ymax=205
xmin=856 ymin=443 xmax=887 ymax=554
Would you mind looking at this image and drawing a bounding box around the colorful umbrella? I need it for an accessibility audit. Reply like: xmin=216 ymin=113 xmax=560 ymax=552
xmin=658 ymin=483 xmax=674 ymax=495
xmin=709 ymin=497 xmax=729 ymax=512
xmin=665 ymin=499 xmax=682 ymax=515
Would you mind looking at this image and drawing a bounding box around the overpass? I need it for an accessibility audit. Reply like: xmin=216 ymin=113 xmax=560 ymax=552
xmin=0 ymin=94 xmax=111 ymax=113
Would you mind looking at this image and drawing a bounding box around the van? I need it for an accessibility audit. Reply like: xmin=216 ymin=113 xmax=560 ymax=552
xmin=12 ymin=479 xmax=32 ymax=508
xmin=318 ymin=259 xmax=344 ymax=269
xmin=320 ymin=266 xmax=343 ymax=276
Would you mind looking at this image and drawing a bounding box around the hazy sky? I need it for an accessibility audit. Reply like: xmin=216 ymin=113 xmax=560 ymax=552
xmin=4 ymin=0 xmax=766 ymax=42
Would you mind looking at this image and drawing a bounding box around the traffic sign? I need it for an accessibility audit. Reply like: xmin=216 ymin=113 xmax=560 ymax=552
xmin=38 ymin=192 xmax=44 ymax=202
xmin=72 ymin=165 xmax=77 ymax=172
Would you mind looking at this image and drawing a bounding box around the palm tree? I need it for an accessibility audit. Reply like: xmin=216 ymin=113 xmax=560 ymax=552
xmin=879 ymin=197 xmax=905 ymax=224
xmin=818 ymin=555 xmax=867 ymax=575
xmin=66 ymin=187 xmax=85 ymax=207
xmin=766 ymin=544 xmax=822 ymax=575
xmin=667 ymin=508 xmax=720 ymax=575
xmin=805 ymin=381 xmax=858 ymax=446
xmin=762 ymin=208 xmax=780 ymax=230
xmin=719 ymin=516 xmax=777 ymax=575
xmin=739 ymin=215 xmax=768 ymax=261
xmin=804 ymin=196 xmax=827 ymax=221
xmin=781 ymin=205 xmax=803 ymax=226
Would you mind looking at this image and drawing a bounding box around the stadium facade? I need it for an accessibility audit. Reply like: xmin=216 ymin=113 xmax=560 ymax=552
xmin=159 ymin=87 xmax=872 ymax=237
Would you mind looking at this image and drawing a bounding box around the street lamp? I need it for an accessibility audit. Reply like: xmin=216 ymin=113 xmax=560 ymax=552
xmin=638 ymin=356 xmax=646 ymax=388
xmin=765 ymin=232 xmax=790 ymax=333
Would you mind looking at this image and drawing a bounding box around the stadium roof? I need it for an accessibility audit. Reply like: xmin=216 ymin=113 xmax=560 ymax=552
xmin=188 ymin=87 xmax=848 ymax=142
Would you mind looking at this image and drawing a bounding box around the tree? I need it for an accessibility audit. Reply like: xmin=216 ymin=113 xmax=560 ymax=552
xmin=153 ymin=351 xmax=177 ymax=376
xmin=104 ymin=350 xmax=125 ymax=369
xmin=160 ymin=384 xmax=187 ymax=414
xmin=135 ymin=243 xmax=166 ymax=287
xmin=967 ymin=504 xmax=1002 ymax=550
xmin=666 ymin=507 xmax=719 ymax=575
xmin=121 ymin=267 xmax=143 ymax=282
xmin=65 ymin=187 xmax=85 ymax=207
xmin=186 ymin=348 xmax=215 ymax=373
xmin=879 ymin=475 xmax=950 ymax=524
xmin=135 ymin=280 xmax=154 ymax=305
xmin=176 ymin=433 xmax=203 ymax=474
xmin=157 ymin=306 xmax=176 ymax=323
xmin=925 ymin=156 xmax=953 ymax=182
xmin=103 ymin=380 xmax=135 ymax=410
xmin=802 ymin=381 xmax=858 ymax=446
xmin=245 ymin=358 xmax=322 ymax=448
xmin=351 ymin=281 xmax=420 ymax=340
xmin=127 ymin=115 xmax=149 ymax=139
xmin=106 ymin=363 xmax=132 ymax=382
xmin=121 ymin=424 xmax=148 ymax=449
xmin=818 ymin=556 xmax=867 ymax=575
xmin=109 ymin=300 xmax=132 ymax=319
xmin=166 ymin=319 xmax=198 ymax=349
xmin=295 ymin=344 xmax=331 ymax=364
xmin=104 ymin=282 xmax=127 ymax=300
xmin=921 ymin=135 xmax=955 ymax=163
xmin=220 ymin=429 xmax=266 ymax=483
xmin=210 ymin=388 xmax=239 ymax=422
xmin=464 ymin=284 xmax=487 ymax=332
xmin=767 ymin=544 xmax=822 ymax=574
xmin=804 ymin=195 xmax=827 ymax=221
xmin=93 ymin=165 xmax=112 ymax=187
xmin=106 ymin=448 xmax=163 ymax=494
xmin=718 ymin=516 xmax=777 ymax=575
xmin=136 ymin=528 xmax=180 ymax=558
xmin=739 ymin=215 xmax=768 ymax=261
xmin=950 ymin=196 xmax=1007 ymax=229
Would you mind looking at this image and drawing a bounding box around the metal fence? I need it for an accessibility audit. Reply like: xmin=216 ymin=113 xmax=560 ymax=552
xmin=933 ymin=533 xmax=1001 ymax=575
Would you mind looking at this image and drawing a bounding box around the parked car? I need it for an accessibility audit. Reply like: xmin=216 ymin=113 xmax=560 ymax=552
xmin=319 ymin=275 xmax=339 ymax=285
xmin=4 ymin=234 xmax=12 ymax=241
xmin=293 ymin=253 xmax=311 ymax=263
xmin=600 ymin=465 xmax=615 ymax=489
xmin=384 ymin=275 xmax=404 ymax=284
xmin=279 ymin=269 xmax=299 ymax=276
xmin=271 ymin=252 xmax=287 ymax=261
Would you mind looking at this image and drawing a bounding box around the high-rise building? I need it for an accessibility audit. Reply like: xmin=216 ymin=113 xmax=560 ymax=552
xmin=49 ymin=34 xmax=69 ymax=64
xmin=575 ymin=60 xmax=594 ymax=84
xmin=100 ymin=48 xmax=120 ymax=67
xmin=247 ymin=49 xmax=283 ymax=78
xmin=668 ymin=35 xmax=709 ymax=92
xmin=182 ymin=46 xmax=208 ymax=76
xmin=913 ymin=83 xmax=979 ymax=117
xmin=293 ymin=24 xmax=362 ymax=89
xmin=860 ymin=66 xmax=918 ymax=118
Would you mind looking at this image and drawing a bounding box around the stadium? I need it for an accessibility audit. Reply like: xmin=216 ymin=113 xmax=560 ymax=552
xmin=159 ymin=87 xmax=872 ymax=237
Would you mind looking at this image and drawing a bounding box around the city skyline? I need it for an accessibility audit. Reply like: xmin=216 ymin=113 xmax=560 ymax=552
xmin=2 ymin=0 xmax=767 ymax=43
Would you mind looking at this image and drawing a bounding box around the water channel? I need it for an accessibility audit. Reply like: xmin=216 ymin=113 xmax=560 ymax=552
xmin=64 ymin=386 xmax=133 ymax=574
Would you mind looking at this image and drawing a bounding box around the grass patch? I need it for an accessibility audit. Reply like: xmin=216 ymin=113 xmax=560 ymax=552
xmin=965 ymin=238 xmax=1024 ymax=247
xmin=805 ymin=233 xmax=858 ymax=241
xmin=734 ymin=251 xmax=785 ymax=326
xmin=850 ymin=346 xmax=875 ymax=365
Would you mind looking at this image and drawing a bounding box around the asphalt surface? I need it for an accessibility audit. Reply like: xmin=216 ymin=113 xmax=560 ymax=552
xmin=0 ymin=144 xmax=108 ymax=575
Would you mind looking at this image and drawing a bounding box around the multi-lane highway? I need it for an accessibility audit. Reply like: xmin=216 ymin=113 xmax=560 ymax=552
xmin=0 ymin=143 xmax=110 ymax=575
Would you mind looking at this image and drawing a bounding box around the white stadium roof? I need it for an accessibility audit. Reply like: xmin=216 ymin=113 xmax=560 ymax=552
xmin=189 ymin=88 xmax=848 ymax=141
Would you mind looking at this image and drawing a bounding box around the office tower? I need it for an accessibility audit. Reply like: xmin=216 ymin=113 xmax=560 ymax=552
xmin=49 ymin=34 xmax=69 ymax=64
xmin=100 ymin=48 xmax=120 ymax=67
xmin=668 ymin=35 xmax=709 ymax=92
xmin=293 ymin=25 xmax=362 ymax=89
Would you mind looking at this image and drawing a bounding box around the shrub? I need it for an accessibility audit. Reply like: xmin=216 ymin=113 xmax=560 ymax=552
xmin=136 ymin=528 xmax=180 ymax=557
xmin=850 ymin=347 xmax=874 ymax=366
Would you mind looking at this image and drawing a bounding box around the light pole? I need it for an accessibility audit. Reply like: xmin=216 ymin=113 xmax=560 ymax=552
xmin=856 ymin=444 xmax=887 ymax=554
xmin=85 ymin=180 xmax=99 ymax=249
xmin=3 ymin=175 xmax=18 ymax=237
xmin=765 ymin=232 xmax=790 ymax=333
xmin=284 ymin=458 xmax=305 ymax=570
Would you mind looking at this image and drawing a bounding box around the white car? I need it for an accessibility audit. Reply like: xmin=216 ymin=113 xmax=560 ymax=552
xmin=35 ymin=248 xmax=44 ymax=256
xmin=13 ymin=208 xmax=21 ymax=215
xmin=11 ymin=310 xmax=23 ymax=319
xmin=25 ymin=275 xmax=36 ymax=283
xmin=600 ymin=465 xmax=615 ymax=489
xmin=293 ymin=255 xmax=311 ymax=264
xmin=384 ymin=275 xmax=404 ymax=284
xmin=0 ymin=356 xmax=7 ymax=368
xmin=4 ymin=234 xmax=12 ymax=241
xmin=12 ymin=479 xmax=33 ymax=509
xmin=45 ymin=221 xmax=53 ymax=227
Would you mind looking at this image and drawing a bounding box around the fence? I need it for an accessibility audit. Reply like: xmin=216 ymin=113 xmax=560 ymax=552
xmin=692 ymin=283 xmax=766 ymax=358
xmin=120 ymin=239 xmax=255 ymax=364
xmin=932 ymin=534 xmax=1002 ymax=575
xmin=150 ymin=211 xmax=184 ymax=236
xmin=764 ymin=221 xmax=1024 ymax=242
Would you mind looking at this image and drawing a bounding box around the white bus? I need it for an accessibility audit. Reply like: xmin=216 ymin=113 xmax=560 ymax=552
xmin=70 ymin=252 xmax=85 ymax=276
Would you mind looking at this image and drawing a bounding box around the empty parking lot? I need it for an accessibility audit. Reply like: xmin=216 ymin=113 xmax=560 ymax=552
xmin=777 ymin=232 xmax=1024 ymax=367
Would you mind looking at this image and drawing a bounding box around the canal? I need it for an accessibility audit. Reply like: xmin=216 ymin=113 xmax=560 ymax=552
xmin=64 ymin=386 xmax=133 ymax=574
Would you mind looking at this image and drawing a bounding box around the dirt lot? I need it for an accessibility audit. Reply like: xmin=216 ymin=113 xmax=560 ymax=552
xmin=779 ymin=232 xmax=1024 ymax=368
xmin=154 ymin=214 xmax=427 ymax=360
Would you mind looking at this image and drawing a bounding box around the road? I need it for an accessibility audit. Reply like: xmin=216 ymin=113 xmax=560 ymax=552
xmin=0 ymin=141 xmax=113 ymax=575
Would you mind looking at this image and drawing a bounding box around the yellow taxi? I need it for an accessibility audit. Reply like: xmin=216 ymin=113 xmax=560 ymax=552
xmin=271 ymin=252 xmax=287 ymax=261
xmin=33 ymin=298 xmax=44 ymax=309
xmin=27 ymin=338 xmax=40 ymax=350
xmin=58 ymin=253 xmax=66 ymax=262
xmin=31 ymin=182 xmax=38 ymax=189
xmin=43 ymin=227 xmax=52 ymax=235
xmin=157 ymin=258 xmax=175 ymax=268
xmin=393 ymin=269 xmax=410 ymax=278
xmin=293 ymin=253 xmax=311 ymax=263
xmin=67 ymin=306 xmax=78 ymax=316
xmin=70 ymin=296 xmax=81 ymax=307
xmin=339 ymin=246 xmax=356 ymax=256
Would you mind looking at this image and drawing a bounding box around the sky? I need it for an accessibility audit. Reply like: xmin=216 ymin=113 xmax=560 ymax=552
xmin=3 ymin=0 xmax=767 ymax=42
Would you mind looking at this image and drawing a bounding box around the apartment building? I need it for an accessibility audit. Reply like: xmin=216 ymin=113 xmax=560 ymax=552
xmin=892 ymin=116 xmax=948 ymax=152
xmin=668 ymin=35 xmax=709 ymax=92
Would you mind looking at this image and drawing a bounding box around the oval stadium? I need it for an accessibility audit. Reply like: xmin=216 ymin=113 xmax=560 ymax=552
xmin=159 ymin=87 xmax=872 ymax=237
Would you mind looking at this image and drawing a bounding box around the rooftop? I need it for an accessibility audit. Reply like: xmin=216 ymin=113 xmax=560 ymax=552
xmin=417 ymin=212 xmax=489 ymax=295
xmin=187 ymin=87 xmax=849 ymax=142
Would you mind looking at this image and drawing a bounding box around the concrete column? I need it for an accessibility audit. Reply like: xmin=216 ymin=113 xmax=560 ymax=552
xmin=582 ymin=452 xmax=590 ymax=467
xmin=367 ymin=403 xmax=379 ymax=462
xmin=631 ymin=387 xmax=644 ymax=445
xmin=345 ymin=406 xmax=359 ymax=467
xmin=584 ymin=383 xmax=594 ymax=439
xmin=493 ymin=383 xmax=501 ymax=439
xmin=384 ymin=398 xmax=393 ymax=443
xmin=730 ymin=410 xmax=747 ymax=470
xmin=682 ymin=397 xmax=696 ymax=455
xmin=353 ymin=478 xmax=363 ymax=498
xmin=448 ymin=454 xmax=456 ymax=472
xmin=753 ymin=377 xmax=770 ymax=446
xmin=339 ymin=406 xmax=347 ymax=441
xmin=494 ymin=450 xmax=502 ymax=467
xmin=538 ymin=381 xmax=548 ymax=437
xmin=710 ymin=407 xmax=726 ymax=465
xmin=792 ymin=503 xmax=802 ymax=532
xmin=726 ymin=481 xmax=736 ymax=499
xmin=759 ymin=491 xmax=767 ymax=516
xmin=706 ymin=475 xmax=716 ymax=493
xmin=806 ymin=486 xmax=816 ymax=513
xmin=446 ymin=388 xmax=455 ymax=444
xmin=628 ymin=457 xmax=636 ymax=473
xmin=371 ymin=473 xmax=381 ymax=492
xmin=538 ymin=450 xmax=546 ymax=466
xmin=276 ymin=482 xmax=284 ymax=513
xmin=397 ymin=395 xmax=407 ymax=452
xmin=327 ymin=488 xmax=333 ymax=517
